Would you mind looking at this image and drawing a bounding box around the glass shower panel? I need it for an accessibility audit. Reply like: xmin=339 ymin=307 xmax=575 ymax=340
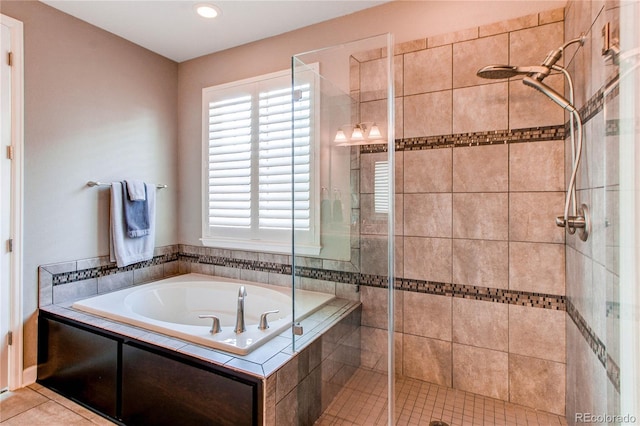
xmin=291 ymin=33 xmax=395 ymax=425
xmin=615 ymin=0 xmax=640 ymax=419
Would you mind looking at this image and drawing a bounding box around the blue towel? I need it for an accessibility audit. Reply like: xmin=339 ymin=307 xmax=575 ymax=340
xmin=122 ymin=181 xmax=149 ymax=238
xmin=110 ymin=182 xmax=156 ymax=267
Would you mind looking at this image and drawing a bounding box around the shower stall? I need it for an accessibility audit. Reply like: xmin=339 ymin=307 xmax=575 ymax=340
xmin=284 ymin=1 xmax=639 ymax=424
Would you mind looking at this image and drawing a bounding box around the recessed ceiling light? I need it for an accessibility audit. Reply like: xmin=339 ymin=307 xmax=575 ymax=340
xmin=194 ymin=3 xmax=221 ymax=19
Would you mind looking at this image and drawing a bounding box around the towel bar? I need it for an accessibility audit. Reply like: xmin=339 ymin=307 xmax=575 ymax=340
xmin=86 ymin=181 xmax=167 ymax=189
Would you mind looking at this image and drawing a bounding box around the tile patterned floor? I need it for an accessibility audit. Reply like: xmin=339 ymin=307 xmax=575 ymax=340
xmin=316 ymin=368 xmax=569 ymax=426
xmin=0 ymin=383 xmax=115 ymax=425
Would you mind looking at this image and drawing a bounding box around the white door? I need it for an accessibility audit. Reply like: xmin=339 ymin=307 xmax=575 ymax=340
xmin=0 ymin=20 xmax=13 ymax=392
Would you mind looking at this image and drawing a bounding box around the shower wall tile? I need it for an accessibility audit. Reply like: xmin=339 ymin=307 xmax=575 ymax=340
xmin=360 ymin=234 xmax=390 ymax=276
xmin=509 ymin=354 xmax=565 ymax=415
xmin=509 ymin=21 xmax=564 ymax=70
xmin=394 ymin=55 xmax=404 ymax=101
xmin=395 ymin=195 xmax=404 ymax=237
xmin=360 ymin=99 xmax=390 ymax=142
xmin=403 ymin=292 xmax=451 ymax=341
xmin=360 ymin=326 xmax=393 ymax=373
xmin=97 ymin=270 xmax=134 ymax=294
xmin=453 ymin=144 xmax=508 ymax=192
xmin=403 ymin=44 xmax=452 ymax=95
xmin=509 ymin=304 xmax=566 ymax=363
xmin=588 ymin=112 xmax=607 ymax=190
xmin=52 ymin=279 xmax=98 ymax=305
xmin=360 ymin=285 xmax=402 ymax=332
xmin=508 ymin=74 xmax=566 ymax=129
xmin=590 ymin=187 xmax=606 ymax=266
xmin=509 ymin=139 xmax=564 ymax=191
xmin=349 ymin=56 xmax=360 ymax=93
xmin=360 ymin=151 xmax=386 ymax=194
xmin=453 ymin=83 xmax=508 ymax=133
xmin=403 ymin=237 xmax=452 ymax=283
xmin=360 ymin=57 xmax=387 ymax=102
xmin=509 ymin=192 xmax=565 ymax=243
xmin=509 ymin=242 xmax=565 ymax=295
xmin=452 ymin=33 xmax=509 ymax=89
xmin=452 ymin=343 xmax=509 ymax=401
xmin=403 ymin=334 xmax=452 ymax=387
xmin=479 ymin=13 xmax=538 ymax=37
xmin=394 ymin=151 xmax=404 ymax=194
xmin=403 ymin=90 xmax=452 ymax=138
xmin=428 ymin=26 xmax=478 ymax=48
xmin=539 ymin=7 xmax=565 ymax=25
xmin=452 ymin=298 xmax=508 ymax=351
xmin=566 ymin=246 xmax=594 ymax=325
xmin=133 ymin=264 xmax=165 ymax=285
xmin=452 ymin=239 xmax=509 ymax=289
xmin=403 ymin=148 xmax=452 ymax=193
xmin=394 ymin=96 xmax=404 ymax=140
xmin=453 ymin=193 xmax=508 ymax=240
xmin=360 ymin=194 xmax=388 ymax=235
xmin=38 ymin=268 xmax=53 ymax=307
xmin=403 ymin=193 xmax=452 ymax=238
xmin=395 ymin=39 xmax=426 ymax=55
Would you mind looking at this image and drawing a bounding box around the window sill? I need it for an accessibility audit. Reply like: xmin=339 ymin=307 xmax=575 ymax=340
xmin=200 ymin=237 xmax=321 ymax=256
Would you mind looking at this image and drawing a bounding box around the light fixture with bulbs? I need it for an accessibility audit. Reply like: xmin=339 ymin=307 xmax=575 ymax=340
xmin=194 ymin=3 xmax=221 ymax=19
xmin=334 ymin=122 xmax=384 ymax=146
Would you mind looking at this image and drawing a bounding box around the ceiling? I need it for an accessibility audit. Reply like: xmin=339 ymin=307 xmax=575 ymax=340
xmin=40 ymin=0 xmax=388 ymax=63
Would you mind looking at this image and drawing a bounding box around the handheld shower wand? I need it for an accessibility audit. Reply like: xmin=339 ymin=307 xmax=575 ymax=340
xmin=522 ymin=76 xmax=576 ymax=112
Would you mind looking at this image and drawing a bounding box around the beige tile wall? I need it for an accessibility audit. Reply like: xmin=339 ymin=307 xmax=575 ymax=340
xmin=355 ymin=7 xmax=569 ymax=416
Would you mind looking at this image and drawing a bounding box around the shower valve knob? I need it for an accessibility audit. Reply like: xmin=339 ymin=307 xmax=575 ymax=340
xmin=555 ymin=204 xmax=590 ymax=242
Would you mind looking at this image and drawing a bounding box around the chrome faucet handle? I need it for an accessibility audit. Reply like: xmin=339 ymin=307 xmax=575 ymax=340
xmin=198 ymin=314 xmax=222 ymax=334
xmin=258 ymin=310 xmax=280 ymax=330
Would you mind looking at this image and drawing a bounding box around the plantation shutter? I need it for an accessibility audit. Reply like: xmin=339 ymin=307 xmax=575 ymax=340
xmin=207 ymin=95 xmax=253 ymax=228
xmin=374 ymin=160 xmax=390 ymax=214
xmin=258 ymin=85 xmax=312 ymax=231
xmin=202 ymin=67 xmax=319 ymax=253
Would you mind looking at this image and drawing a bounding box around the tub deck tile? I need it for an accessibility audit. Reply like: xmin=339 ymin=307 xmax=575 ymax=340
xmin=177 ymin=344 xmax=234 ymax=365
xmin=225 ymin=357 xmax=265 ymax=377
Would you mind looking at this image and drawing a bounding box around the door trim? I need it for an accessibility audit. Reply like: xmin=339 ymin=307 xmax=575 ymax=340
xmin=1 ymin=13 xmax=24 ymax=391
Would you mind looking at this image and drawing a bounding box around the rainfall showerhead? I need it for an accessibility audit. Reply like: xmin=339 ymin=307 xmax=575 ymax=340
xmin=476 ymin=64 xmax=549 ymax=79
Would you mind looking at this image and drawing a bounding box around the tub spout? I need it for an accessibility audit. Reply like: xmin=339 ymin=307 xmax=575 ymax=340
xmin=235 ymin=286 xmax=247 ymax=333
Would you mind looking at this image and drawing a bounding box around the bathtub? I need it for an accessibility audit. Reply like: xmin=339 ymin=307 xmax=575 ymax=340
xmin=71 ymin=273 xmax=335 ymax=355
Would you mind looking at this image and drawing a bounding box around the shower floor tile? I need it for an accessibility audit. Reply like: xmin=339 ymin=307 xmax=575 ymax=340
xmin=315 ymin=368 xmax=568 ymax=426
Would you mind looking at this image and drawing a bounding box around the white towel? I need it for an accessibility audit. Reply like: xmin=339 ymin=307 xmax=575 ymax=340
xmin=125 ymin=179 xmax=146 ymax=201
xmin=110 ymin=182 xmax=156 ymax=267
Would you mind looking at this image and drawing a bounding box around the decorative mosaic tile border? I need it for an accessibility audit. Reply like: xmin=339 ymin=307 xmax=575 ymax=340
xmin=566 ymin=298 xmax=618 ymax=392
xmin=47 ymin=249 xmax=566 ymax=312
xmin=607 ymin=353 xmax=621 ymax=394
xmin=360 ymin=125 xmax=565 ymax=154
xmin=51 ymin=252 xmax=179 ymax=286
xmin=180 ymin=252 xmax=292 ymax=275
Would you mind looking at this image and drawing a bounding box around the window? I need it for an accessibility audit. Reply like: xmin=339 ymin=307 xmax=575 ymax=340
xmin=201 ymin=67 xmax=320 ymax=254
xmin=374 ymin=160 xmax=390 ymax=214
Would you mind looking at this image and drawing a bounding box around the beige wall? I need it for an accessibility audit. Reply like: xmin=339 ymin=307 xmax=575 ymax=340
xmin=0 ymin=1 xmax=179 ymax=371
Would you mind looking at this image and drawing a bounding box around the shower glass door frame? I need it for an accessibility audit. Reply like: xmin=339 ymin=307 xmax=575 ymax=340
xmin=291 ymin=32 xmax=395 ymax=424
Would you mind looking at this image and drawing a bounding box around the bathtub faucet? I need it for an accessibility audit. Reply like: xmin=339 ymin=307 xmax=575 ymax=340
xmin=235 ymin=286 xmax=247 ymax=333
